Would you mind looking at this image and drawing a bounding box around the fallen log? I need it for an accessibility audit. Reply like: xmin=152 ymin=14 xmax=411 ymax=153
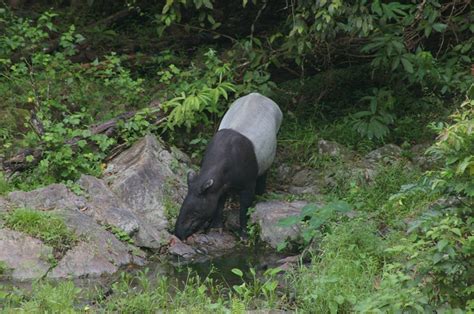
xmin=2 ymin=104 xmax=165 ymax=174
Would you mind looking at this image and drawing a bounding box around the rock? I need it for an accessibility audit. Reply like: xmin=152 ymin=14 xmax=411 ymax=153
xmin=103 ymin=135 xmax=189 ymax=247
xmin=0 ymin=197 xmax=11 ymax=212
xmin=251 ymin=201 xmax=308 ymax=249
xmin=168 ymin=239 xmax=198 ymax=259
xmin=187 ymin=231 xmax=238 ymax=254
xmin=276 ymin=255 xmax=301 ymax=271
xmin=274 ymin=163 xmax=295 ymax=184
xmin=410 ymin=143 xmax=440 ymax=170
xmin=168 ymin=231 xmax=238 ymax=261
xmin=364 ymin=144 xmax=402 ymax=164
xmin=78 ymin=175 xmax=167 ymax=249
xmin=291 ymin=169 xmax=316 ymax=187
xmin=288 ymin=185 xmax=320 ymax=195
xmin=48 ymin=242 xmax=118 ymax=279
xmin=78 ymin=175 xmax=140 ymax=235
xmin=8 ymin=184 xmax=86 ymax=211
xmin=48 ymin=209 xmax=146 ymax=279
xmin=0 ymin=229 xmax=53 ymax=281
xmin=318 ymin=139 xmax=353 ymax=159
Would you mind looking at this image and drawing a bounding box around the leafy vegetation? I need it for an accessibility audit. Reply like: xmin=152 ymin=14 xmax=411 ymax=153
xmin=0 ymin=0 xmax=472 ymax=312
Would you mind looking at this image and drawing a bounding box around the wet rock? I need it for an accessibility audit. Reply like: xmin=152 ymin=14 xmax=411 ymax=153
xmin=168 ymin=231 xmax=238 ymax=261
xmin=251 ymin=201 xmax=308 ymax=249
xmin=78 ymin=175 xmax=140 ymax=235
xmin=8 ymin=184 xmax=86 ymax=211
xmin=0 ymin=229 xmax=53 ymax=281
xmin=318 ymin=139 xmax=353 ymax=159
xmin=276 ymin=255 xmax=301 ymax=271
xmin=103 ymin=135 xmax=189 ymax=247
xmin=168 ymin=238 xmax=198 ymax=259
xmin=187 ymin=231 xmax=238 ymax=254
xmin=364 ymin=144 xmax=402 ymax=164
xmin=48 ymin=209 xmax=146 ymax=279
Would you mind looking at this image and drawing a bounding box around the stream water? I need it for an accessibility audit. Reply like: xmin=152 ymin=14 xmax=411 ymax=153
xmin=0 ymin=243 xmax=287 ymax=306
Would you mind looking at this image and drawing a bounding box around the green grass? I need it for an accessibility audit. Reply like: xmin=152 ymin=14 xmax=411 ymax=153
xmin=0 ymin=261 xmax=7 ymax=275
xmin=329 ymin=162 xmax=422 ymax=213
xmin=288 ymin=218 xmax=384 ymax=313
xmin=0 ymin=172 xmax=12 ymax=195
xmin=4 ymin=208 xmax=77 ymax=257
xmin=0 ymin=269 xmax=283 ymax=313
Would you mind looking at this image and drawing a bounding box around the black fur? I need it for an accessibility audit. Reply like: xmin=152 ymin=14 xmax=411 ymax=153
xmin=174 ymin=129 xmax=264 ymax=240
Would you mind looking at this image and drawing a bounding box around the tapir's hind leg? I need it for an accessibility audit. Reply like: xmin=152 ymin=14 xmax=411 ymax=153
xmin=255 ymin=172 xmax=267 ymax=196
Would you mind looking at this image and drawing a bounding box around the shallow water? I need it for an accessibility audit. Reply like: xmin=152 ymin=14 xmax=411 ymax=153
xmin=0 ymin=243 xmax=286 ymax=305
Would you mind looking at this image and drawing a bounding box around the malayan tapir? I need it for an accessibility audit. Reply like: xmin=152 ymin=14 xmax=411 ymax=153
xmin=174 ymin=92 xmax=283 ymax=240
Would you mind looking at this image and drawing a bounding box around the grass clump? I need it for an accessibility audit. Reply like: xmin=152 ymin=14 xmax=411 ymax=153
xmin=18 ymin=281 xmax=80 ymax=313
xmin=288 ymin=219 xmax=383 ymax=313
xmin=4 ymin=208 xmax=77 ymax=256
xmin=331 ymin=162 xmax=422 ymax=212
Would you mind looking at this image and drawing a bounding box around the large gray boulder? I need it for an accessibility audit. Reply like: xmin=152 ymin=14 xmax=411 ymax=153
xmin=8 ymin=184 xmax=86 ymax=211
xmin=48 ymin=209 xmax=145 ymax=279
xmin=103 ymin=135 xmax=189 ymax=247
xmin=251 ymin=201 xmax=308 ymax=249
xmin=78 ymin=174 xmax=168 ymax=249
xmin=0 ymin=229 xmax=53 ymax=281
xmin=78 ymin=175 xmax=141 ymax=235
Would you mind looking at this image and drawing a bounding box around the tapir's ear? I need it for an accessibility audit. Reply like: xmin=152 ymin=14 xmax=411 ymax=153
xmin=200 ymin=179 xmax=214 ymax=194
xmin=187 ymin=170 xmax=196 ymax=184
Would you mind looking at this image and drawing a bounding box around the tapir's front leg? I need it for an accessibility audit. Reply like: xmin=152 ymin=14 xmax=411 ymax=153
xmin=255 ymin=172 xmax=267 ymax=196
xmin=210 ymin=193 xmax=227 ymax=233
xmin=239 ymin=183 xmax=256 ymax=238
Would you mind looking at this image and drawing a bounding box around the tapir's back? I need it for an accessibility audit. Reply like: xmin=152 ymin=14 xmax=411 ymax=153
xmin=218 ymin=93 xmax=282 ymax=175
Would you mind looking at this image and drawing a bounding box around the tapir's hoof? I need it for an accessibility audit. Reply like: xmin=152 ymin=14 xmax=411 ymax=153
xmin=168 ymin=235 xmax=181 ymax=246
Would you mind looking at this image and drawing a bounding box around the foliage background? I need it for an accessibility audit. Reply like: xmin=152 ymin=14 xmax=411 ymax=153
xmin=0 ymin=0 xmax=472 ymax=312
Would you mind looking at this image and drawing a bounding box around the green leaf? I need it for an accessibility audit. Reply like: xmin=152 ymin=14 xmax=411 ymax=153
xmin=231 ymin=268 xmax=243 ymax=277
xmin=437 ymin=239 xmax=448 ymax=252
xmin=276 ymin=241 xmax=287 ymax=251
xmin=401 ymin=58 xmax=414 ymax=73
xmin=432 ymin=23 xmax=447 ymax=32
xmin=278 ymin=215 xmax=300 ymax=227
xmin=327 ymin=200 xmax=352 ymax=213
xmin=451 ymin=228 xmax=461 ymax=236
